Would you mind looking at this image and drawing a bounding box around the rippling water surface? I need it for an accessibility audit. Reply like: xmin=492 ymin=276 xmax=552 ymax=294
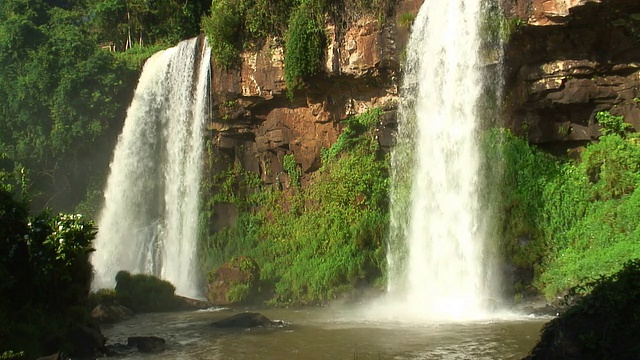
xmin=102 ymin=307 xmax=547 ymax=359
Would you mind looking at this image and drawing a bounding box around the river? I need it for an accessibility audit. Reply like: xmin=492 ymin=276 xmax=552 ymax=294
xmin=102 ymin=307 xmax=547 ymax=359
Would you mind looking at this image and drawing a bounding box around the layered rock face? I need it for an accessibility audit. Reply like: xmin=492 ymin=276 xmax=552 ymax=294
xmin=503 ymin=0 xmax=640 ymax=145
xmin=205 ymin=0 xmax=640 ymax=227
xmin=207 ymin=14 xmax=403 ymax=189
xmin=208 ymin=0 xmax=640 ymax=176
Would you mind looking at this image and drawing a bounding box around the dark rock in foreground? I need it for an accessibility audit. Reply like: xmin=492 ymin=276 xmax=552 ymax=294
xmin=68 ymin=325 xmax=105 ymax=359
xmin=524 ymin=259 xmax=640 ymax=360
xmin=211 ymin=312 xmax=287 ymax=328
xmin=522 ymin=304 xmax=560 ymax=317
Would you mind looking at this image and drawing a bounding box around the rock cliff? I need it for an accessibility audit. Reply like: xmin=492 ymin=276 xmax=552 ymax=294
xmin=503 ymin=0 xmax=640 ymax=145
xmin=206 ymin=12 xmax=403 ymax=189
xmin=204 ymin=0 xmax=431 ymax=189
xmin=205 ymin=0 xmax=640 ymax=207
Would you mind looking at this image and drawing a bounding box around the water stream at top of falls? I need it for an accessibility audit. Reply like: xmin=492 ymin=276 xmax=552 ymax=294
xmin=385 ymin=0 xmax=498 ymax=321
xmin=92 ymin=38 xmax=211 ymax=298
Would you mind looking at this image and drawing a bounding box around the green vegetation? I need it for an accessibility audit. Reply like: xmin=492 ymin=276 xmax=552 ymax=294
xmin=227 ymin=282 xmax=253 ymax=303
xmin=200 ymin=108 xmax=388 ymax=304
xmin=282 ymin=154 xmax=301 ymax=187
xmin=88 ymin=0 xmax=209 ymax=51
xmin=283 ymin=2 xmax=325 ymax=98
xmin=486 ymin=112 xmax=640 ymax=298
xmin=397 ymin=12 xmax=416 ymax=31
xmin=114 ymin=271 xmax=183 ymax=312
xmin=480 ymin=0 xmax=523 ymax=45
xmin=321 ymin=108 xmax=383 ymax=164
xmin=0 ymin=0 xmax=208 ymax=213
xmin=0 ymin=0 xmax=187 ymax=351
xmin=0 ymin=184 xmax=96 ymax=358
xmin=595 ymin=110 xmax=632 ymax=137
xmin=200 ymin=0 xmax=244 ymax=68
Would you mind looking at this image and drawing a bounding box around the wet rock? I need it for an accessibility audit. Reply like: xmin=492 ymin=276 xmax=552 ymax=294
xmin=127 ymin=336 xmax=166 ymax=353
xmin=90 ymin=303 xmax=134 ymax=324
xmin=523 ymin=304 xmax=560 ymax=317
xmin=174 ymin=295 xmax=211 ymax=311
xmin=211 ymin=312 xmax=287 ymax=328
xmin=102 ymin=343 xmax=137 ymax=357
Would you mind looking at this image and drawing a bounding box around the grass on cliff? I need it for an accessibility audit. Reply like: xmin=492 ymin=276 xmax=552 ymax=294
xmin=486 ymin=114 xmax=640 ymax=299
xmin=199 ymin=108 xmax=389 ymax=304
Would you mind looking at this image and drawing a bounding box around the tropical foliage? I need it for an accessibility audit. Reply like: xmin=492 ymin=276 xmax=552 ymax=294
xmin=0 ymin=0 xmax=208 ymax=212
xmin=0 ymin=184 xmax=96 ymax=358
xmin=485 ymin=113 xmax=640 ymax=298
xmin=199 ymin=109 xmax=389 ymax=304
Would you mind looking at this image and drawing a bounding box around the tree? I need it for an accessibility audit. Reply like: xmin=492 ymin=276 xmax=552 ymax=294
xmin=0 ymin=0 xmax=137 ymax=211
xmin=0 ymin=183 xmax=97 ymax=357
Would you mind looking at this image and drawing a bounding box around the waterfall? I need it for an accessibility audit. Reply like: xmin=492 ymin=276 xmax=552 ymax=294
xmin=385 ymin=0 xmax=496 ymax=321
xmin=92 ymin=38 xmax=211 ymax=298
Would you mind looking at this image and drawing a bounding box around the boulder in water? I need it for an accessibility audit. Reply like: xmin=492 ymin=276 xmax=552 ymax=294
xmin=127 ymin=336 xmax=166 ymax=353
xmin=90 ymin=303 xmax=134 ymax=323
xmin=211 ymin=312 xmax=286 ymax=328
xmin=174 ymin=295 xmax=211 ymax=311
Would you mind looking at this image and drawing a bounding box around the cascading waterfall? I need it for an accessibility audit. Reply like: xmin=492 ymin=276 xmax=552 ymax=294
xmin=385 ymin=0 xmax=496 ymax=321
xmin=92 ymin=38 xmax=211 ymax=298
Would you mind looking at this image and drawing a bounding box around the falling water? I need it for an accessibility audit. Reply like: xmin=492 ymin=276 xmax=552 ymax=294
xmin=385 ymin=0 xmax=496 ymax=321
xmin=92 ymin=38 xmax=211 ymax=298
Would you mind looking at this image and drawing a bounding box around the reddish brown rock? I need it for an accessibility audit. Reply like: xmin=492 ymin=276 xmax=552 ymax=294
xmin=206 ymin=256 xmax=260 ymax=305
xmin=206 ymin=13 xmax=401 ymax=199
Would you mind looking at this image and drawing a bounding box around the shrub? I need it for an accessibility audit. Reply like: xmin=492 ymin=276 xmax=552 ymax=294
xmin=0 ymin=187 xmax=96 ymax=357
xmin=199 ymin=108 xmax=388 ymax=304
xmin=321 ymin=108 xmax=382 ymax=165
xmin=284 ymin=2 xmax=325 ymax=99
xmin=283 ymin=154 xmax=301 ymax=187
xmin=486 ymin=125 xmax=640 ymax=299
xmin=200 ymin=0 xmax=243 ymax=68
xmin=227 ymin=283 xmax=252 ymax=303
xmin=397 ymin=12 xmax=415 ymax=31
xmin=114 ymin=271 xmax=180 ymax=312
xmin=596 ymin=110 xmax=632 ymax=137
xmin=580 ymin=134 xmax=640 ymax=200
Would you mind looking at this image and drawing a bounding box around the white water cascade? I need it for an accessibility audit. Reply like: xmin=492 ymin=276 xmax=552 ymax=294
xmin=385 ymin=0 xmax=496 ymax=321
xmin=92 ymin=38 xmax=211 ymax=298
